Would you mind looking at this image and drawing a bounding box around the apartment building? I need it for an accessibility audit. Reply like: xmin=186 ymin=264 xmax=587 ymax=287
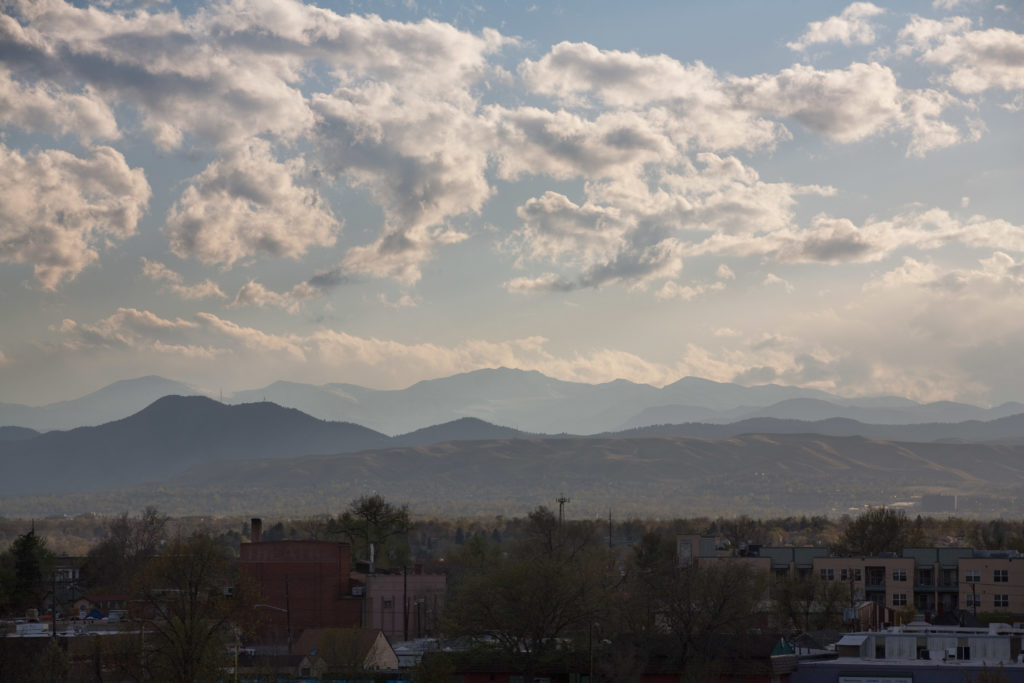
xmin=678 ymin=534 xmax=1024 ymax=620
xmin=791 ymin=623 xmax=1024 ymax=682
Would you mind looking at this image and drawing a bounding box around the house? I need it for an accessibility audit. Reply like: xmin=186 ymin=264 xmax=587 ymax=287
xmin=290 ymin=627 xmax=398 ymax=679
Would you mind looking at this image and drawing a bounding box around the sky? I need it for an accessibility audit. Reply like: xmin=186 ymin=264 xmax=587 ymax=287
xmin=0 ymin=0 xmax=1022 ymax=407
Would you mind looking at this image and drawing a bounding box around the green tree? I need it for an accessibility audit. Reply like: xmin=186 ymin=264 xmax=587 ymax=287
xmin=0 ymin=530 xmax=55 ymax=615
xmin=330 ymin=494 xmax=411 ymax=568
xmin=835 ymin=508 xmax=924 ymax=556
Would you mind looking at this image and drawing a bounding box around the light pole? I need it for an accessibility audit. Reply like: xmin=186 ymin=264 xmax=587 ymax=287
xmin=254 ymin=603 xmax=291 ymax=655
xmin=588 ymin=622 xmax=600 ymax=682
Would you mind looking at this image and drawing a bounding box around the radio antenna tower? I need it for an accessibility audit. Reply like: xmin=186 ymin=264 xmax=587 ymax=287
xmin=557 ymin=494 xmax=570 ymax=524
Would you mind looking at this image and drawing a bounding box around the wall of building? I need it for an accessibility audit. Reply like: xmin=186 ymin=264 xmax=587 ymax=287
xmin=357 ymin=571 xmax=446 ymax=642
xmin=239 ymin=540 xmax=363 ymax=641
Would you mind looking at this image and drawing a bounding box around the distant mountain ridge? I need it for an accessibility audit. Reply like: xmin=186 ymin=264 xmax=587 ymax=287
xmin=0 ymin=396 xmax=392 ymax=495
xmin=0 ymin=376 xmax=200 ymax=431
xmin=3 ymin=369 xmax=1023 ymax=435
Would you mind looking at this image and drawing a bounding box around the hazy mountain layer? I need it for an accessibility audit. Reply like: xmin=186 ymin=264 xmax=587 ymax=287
xmin=5 ymin=369 xmax=1023 ymax=435
xmin=0 ymin=376 xmax=199 ymax=431
xmin=0 ymin=396 xmax=391 ymax=495
xmin=6 ymin=433 xmax=1023 ymax=519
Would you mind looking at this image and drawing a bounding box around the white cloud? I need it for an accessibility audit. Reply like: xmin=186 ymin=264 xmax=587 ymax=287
xmin=55 ymin=307 xmax=697 ymax=389
xmin=1 ymin=0 xmax=314 ymax=150
xmin=763 ymin=273 xmax=794 ymax=293
xmin=505 ymin=153 xmax=829 ymax=294
xmin=655 ymin=280 xmax=725 ymax=301
xmin=788 ymin=3 xmax=886 ymax=52
xmin=687 ymin=208 xmax=1024 ymax=265
xmin=490 ymin=106 xmax=680 ymax=180
xmin=900 ymin=17 xmax=1024 ymax=93
xmin=166 ymin=139 xmax=339 ymax=266
xmin=733 ymin=62 xmax=970 ymax=155
xmin=141 ymin=258 xmax=182 ymax=284
xmin=932 ymin=0 xmax=980 ymax=11
xmin=716 ymin=264 xmax=736 ymax=280
xmin=519 ymin=41 xmax=782 ymax=152
xmin=230 ymin=280 xmax=322 ymax=313
xmin=140 ymin=258 xmax=227 ymax=300
xmin=0 ymin=144 xmax=150 ymax=290
xmin=0 ymin=68 xmax=119 ymax=142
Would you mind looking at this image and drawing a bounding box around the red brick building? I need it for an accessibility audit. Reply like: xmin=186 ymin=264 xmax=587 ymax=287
xmin=239 ymin=526 xmax=363 ymax=648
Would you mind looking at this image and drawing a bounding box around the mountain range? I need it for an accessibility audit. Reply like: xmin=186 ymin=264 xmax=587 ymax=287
xmin=5 ymin=391 xmax=1024 ymax=517
xmin=4 ymin=370 xmax=1023 ymax=435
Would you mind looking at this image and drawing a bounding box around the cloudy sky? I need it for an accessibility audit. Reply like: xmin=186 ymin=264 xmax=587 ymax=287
xmin=1 ymin=0 xmax=1022 ymax=406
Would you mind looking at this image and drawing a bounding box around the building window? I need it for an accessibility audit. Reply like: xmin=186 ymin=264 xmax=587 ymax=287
xmin=965 ymin=569 xmax=980 ymax=582
xmin=820 ymin=568 xmax=834 ymax=581
xmin=995 ymin=594 xmax=1009 ymax=608
xmin=957 ymin=645 xmax=971 ymax=660
xmin=892 ymin=569 xmax=907 ymax=582
xmin=382 ymin=598 xmax=394 ymax=608
xmin=994 ymin=569 xmax=1008 ymax=583
xmin=893 ymin=593 xmax=908 ymax=606
xmin=966 ymin=594 xmax=980 ymax=608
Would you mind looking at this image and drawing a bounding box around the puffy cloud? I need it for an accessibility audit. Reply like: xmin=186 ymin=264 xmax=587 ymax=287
xmin=788 ymin=3 xmax=886 ymax=51
xmin=490 ymin=106 xmax=680 ymax=180
xmin=166 ymin=139 xmax=338 ymax=266
xmin=519 ymin=41 xmax=782 ymax=152
xmin=506 ymin=154 xmax=829 ymax=294
xmin=0 ymin=144 xmax=150 ymax=289
xmin=733 ymin=62 xmax=969 ymax=155
xmin=513 ymin=191 xmax=626 ymax=266
xmin=312 ymin=82 xmax=491 ymax=282
xmin=900 ymin=17 xmax=1024 ymax=93
xmin=0 ymin=68 xmax=118 ymax=142
xmin=1 ymin=0 xmax=314 ymax=150
xmin=868 ymin=252 xmax=1024 ymax=294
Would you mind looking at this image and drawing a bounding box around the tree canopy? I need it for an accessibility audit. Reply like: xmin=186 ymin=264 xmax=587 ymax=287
xmin=330 ymin=494 xmax=411 ymax=568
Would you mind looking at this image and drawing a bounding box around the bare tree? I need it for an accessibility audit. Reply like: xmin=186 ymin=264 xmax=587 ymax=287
xmin=128 ymin=531 xmax=253 ymax=683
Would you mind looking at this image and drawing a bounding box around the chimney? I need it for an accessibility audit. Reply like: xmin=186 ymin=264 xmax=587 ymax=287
xmin=251 ymin=518 xmax=262 ymax=543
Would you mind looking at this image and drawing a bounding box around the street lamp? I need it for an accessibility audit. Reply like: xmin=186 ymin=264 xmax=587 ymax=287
xmin=588 ymin=622 xmax=600 ymax=682
xmin=254 ymin=603 xmax=291 ymax=656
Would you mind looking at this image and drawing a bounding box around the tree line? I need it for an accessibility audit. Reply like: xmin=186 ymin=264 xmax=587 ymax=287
xmin=1 ymin=501 xmax=1022 ymax=681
